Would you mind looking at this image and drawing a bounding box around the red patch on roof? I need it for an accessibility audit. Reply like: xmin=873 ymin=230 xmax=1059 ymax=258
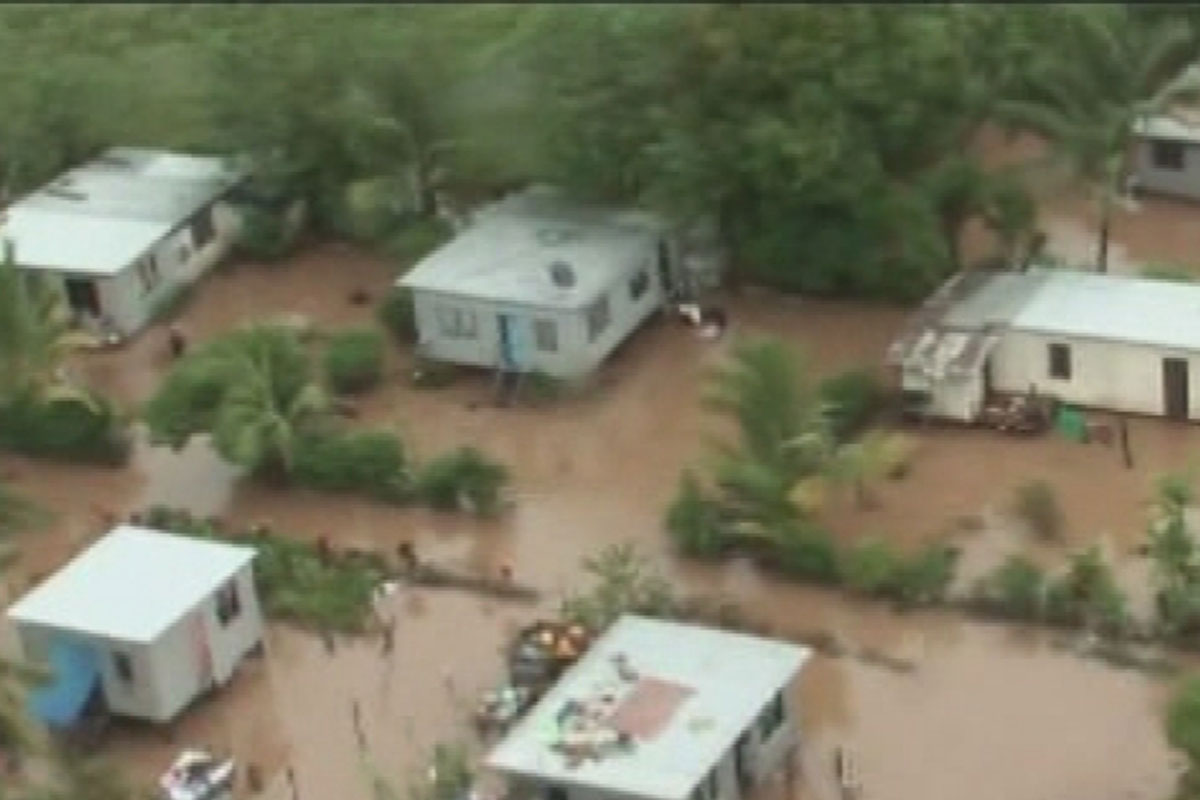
xmin=609 ymin=677 xmax=695 ymax=741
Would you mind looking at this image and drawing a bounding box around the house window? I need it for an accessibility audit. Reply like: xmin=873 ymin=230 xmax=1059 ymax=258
xmin=1048 ymin=342 xmax=1072 ymax=380
xmin=112 ymin=651 xmax=134 ymax=683
xmin=629 ymin=268 xmax=650 ymax=301
xmin=191 ymin=208 xmax=216 ymax=249
xmin=757 ymin=691 xmax=785 ymax=739
xmin=1152 ymin=140 xmax=1186 ymax=171
xmin=534 ymin=318 xmax=558 ymax=352
xmin=136 ymin=254 xmax=160 ymax=295
xmin=586 ymin=294 xmax=611 ymax=342
xmin=436 ymin=305 xmax=477 ymax=339
xmin=544 ymin=787 xmax=568 ymax=800
xmin=216 ymin=581 xmax=242 ymax=626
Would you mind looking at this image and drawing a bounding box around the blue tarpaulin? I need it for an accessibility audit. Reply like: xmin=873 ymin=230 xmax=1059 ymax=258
xmin=28 ymin=637 xmax=100 ymax=728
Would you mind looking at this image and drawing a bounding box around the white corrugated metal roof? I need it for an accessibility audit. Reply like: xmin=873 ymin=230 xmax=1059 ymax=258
xmin=485 ymin=615 xmax=809 ymax=800
xmin=399 ymin=186 xmax=661 ymax=309
xmin=1133 ymin=114 xmax=1200 ymax=146
xmin=7 ymin=526 xmax=255 ymax=644
xmin=1011 ymin=268 xmax=1200 ymax=350
xmin=0 ymin=147 xmax=245 ymax=276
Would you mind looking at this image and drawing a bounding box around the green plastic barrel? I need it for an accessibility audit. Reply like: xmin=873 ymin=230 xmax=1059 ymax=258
xmin=1055 ymin=405 xmax=1087 ymax=442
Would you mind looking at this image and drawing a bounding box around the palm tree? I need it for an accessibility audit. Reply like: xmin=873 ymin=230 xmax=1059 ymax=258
xmin=0 ymin=242 xmax=94 ymax=403
xmin=145 ymin=325 xmax=328 ymax=476
xmin=703 ymin=338 xmax=834 ymax=534
xmin=997 ymin=8 xmax=1200 ymax=273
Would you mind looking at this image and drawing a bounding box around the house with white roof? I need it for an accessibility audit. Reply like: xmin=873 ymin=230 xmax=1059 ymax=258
xmin=6 ymin=526 xmax=262 ymax=727
xmin=485 ymin=615 xmax=810 ymax=800
xmin=399 ymin=186 xmax=702 ymax=380
xmin=888 ymin=267 xmax=1200 ymax=422
xmin=1130 ymin=113 xmax=1200 ymax=201
xmin=0 ymin=147 xmax=247 ymax=340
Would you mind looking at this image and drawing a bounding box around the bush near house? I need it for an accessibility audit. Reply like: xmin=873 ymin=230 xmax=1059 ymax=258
xmin=235 ymin=203 xmax=302 ymax=262
xmin=292 ymin=428 xmax=410 ymax=503
xmin=0 ymin=391 xmax=130 ymax=466
xmin=770 ymin=523 xmax=842 ymax=584
xmin=841 ymin=536 xmax=903 ymax=597
xmin=970 ymin=554 xmax=1047 ymax=620
xmin=378 ymin=287 xmax=419 ymax=345
xmin=818 ymin=369 xmax=887 ymax=442
xmin=323 ymin=328 xmax=385 ymax=395
xmin=384 ymin=217 xmax=453 ymax=267
xmin=415 ymin=447 xmax=510 ymax=516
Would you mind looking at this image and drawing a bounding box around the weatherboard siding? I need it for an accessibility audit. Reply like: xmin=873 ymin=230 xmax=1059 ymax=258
xmin=991 ymin=330 xmax=1200 ymax=420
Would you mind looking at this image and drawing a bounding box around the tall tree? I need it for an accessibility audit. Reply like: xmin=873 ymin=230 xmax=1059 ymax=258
xmin=997 ymin=7 xmax=1200 ymax=273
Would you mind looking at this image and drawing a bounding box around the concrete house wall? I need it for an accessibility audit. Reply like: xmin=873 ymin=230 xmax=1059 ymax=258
xmin=1132 ymin=137 xmax=1200 ymax=201
xmin=412 ymin=246 xmax=665 ymax=379
xmin=148 ymin=563 xmax=263 ymax=722
xmin=87 ymin=199 xmax=241 ymax=337
xmin=990 ymin=330 xmax=1200 ymax=420
xmin=13 ymin=562 xmax=263 ymax=724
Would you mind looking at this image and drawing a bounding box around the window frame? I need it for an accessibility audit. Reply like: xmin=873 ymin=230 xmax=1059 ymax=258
xmin=216 ymin=581 xmax=242 ymax=626
xmin=1048 ymin=342 xmax=1072 ymax=380
xmin=435 ymin=305 xmax=478 ymax=340
xmin=137 ymin=253 xmax=160 ymax=295
xmin=586 ymin=294 xmax=611 ymax=343
xmin=191 ymin=207 xmax=216 ymax=249
xmin=757 ymin=691 xmax=786 ymax=739
xmin=629 ymin=268 xmax=650 ymax=301
xmin=1152 ymin=139 xmax=1186 ymax=171
xmin=112 ymin=651 xmax=134 ymax=683
xmin=534 ymin=318 xmax=559 ymax=352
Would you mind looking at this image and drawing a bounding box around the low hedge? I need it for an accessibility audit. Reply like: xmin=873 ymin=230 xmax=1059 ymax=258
xmin=323 ymin=328 xmax=385 ymax=395
xmin=0 ymin=391 xmax=130 ymax=465
xmin=415 ymin=447 xmax=510 ymax=516
xmin=292 ymin=429 xmax=410 ymax=503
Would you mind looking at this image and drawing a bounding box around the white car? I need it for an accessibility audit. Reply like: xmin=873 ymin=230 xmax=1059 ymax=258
xmin=159 ymin=750 xmax=235 ymax=800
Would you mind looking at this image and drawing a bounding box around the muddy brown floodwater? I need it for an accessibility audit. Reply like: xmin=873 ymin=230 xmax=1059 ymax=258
xmin=2 ymin=235 xmax=1199 ymax=800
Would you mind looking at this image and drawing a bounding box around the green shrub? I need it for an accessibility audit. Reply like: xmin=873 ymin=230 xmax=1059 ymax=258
xmin=416 ymin=447 xmax=510 ymax=516
xmin=1044 ymin=547 xmax=1130 ymax=635
xmin=338 ymin=176 xmax=409 ymax=244
xmin=292 ymin=429 xmax=409 ymax=503
xmin=323 ymin=328 xmax=384 ymax=395
xmin=0 ymin=391 xmax=130 ymax=465
xmin=894 ymin=542 xmax=958 ymax=605
xmin=236 ymin=204 xmax=301 ymax=262
xmin=665 ymin=471 xmax=728 ymax=559
xmin=772 ymin=524 xmax=841 ymax=583
xmin=378 ymin=287 xmax=418 ymax=345
xmin=385 ymin=217 xmax=453 ymax=266
xmin=1013 ymin=479 xmax=1064 ymax=541
xmin=819 ymin=369 xmax=885 ymax=442
xmin=841 ymin=536 xmax=903 ymax=597
xmin=973 ymin=554 xmax=1045 ymax=619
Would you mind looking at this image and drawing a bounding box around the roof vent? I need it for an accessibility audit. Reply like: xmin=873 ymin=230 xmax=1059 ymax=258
xmin=549 ymin=260 xmax=576 ymax=289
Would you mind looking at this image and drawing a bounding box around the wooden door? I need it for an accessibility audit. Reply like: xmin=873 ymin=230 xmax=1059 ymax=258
xmin=1163 ymin=357 xmax=1190 ymax=420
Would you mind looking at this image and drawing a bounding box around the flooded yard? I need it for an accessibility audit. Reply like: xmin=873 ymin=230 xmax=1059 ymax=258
xmin=3 ymin=231 xmax=1200 ymax=799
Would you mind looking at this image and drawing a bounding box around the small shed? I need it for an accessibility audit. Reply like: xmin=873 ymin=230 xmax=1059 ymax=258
xmin=6 ymin=526 xmax=262 ymax=727
xmin=1130 ymin=112 xmax=1200 ymax=201
xmin=399 ymin=186 xmax=687 ymax=379
xmin=0 ymin=147 xmax=247 ymax=341
xmin=889 ymin=267 xmax=1200 ymax=423
xmin=486 ymin=615 xmax=810 ymax=800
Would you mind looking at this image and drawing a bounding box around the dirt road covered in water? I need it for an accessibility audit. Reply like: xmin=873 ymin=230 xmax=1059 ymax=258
xmin=0 ymin=238 xmax=1196 ymax=799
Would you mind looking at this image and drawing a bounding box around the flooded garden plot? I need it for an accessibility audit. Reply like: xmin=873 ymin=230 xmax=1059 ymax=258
xmin=2 ymin=242 xmax=1200 ymax=799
